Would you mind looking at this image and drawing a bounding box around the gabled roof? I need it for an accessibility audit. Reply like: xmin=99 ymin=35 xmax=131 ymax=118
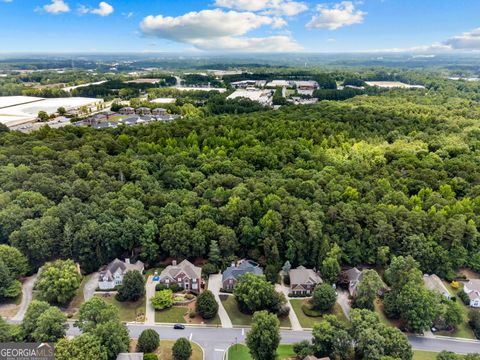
xmin=423 ymin=274 xmax=451 ymax=297
xmin=465 ymin=279 xmax=480 ymax=293
xmin=289 ymin=266 xmax=322 ymax=286
xmin=345 ymin=267 xmax=363 ymax=283
xmin=222 ymin=260 xmax=263 ymax=282
xmin=160 ymin=260 xmax=201 ymax=280
xmin=99 ymin=258 xmax=144 ymax=282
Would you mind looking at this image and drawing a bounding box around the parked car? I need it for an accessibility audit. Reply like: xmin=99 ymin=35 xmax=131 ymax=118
xmin=174 ymin=324 xmax=185 ymax=330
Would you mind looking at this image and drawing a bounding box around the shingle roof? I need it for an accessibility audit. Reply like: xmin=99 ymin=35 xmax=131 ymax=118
xmin=465 ymin=279 xmax=480 ymax=293
xmin=423 ymin=274 xmax=451 ymax=297
xmin=222 ymin=260 xmax=263 ymax=282
xmin=99 ymin=258 xmax=144 ymax=281
xmin=345 ymin=267 xmax=363 ymax=283
xmin=160 ymin=260 xmax=201 ymax=280
xmin=289 ymin=266 xmax=322 ymax=285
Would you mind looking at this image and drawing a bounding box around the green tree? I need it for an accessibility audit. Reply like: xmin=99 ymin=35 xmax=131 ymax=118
xmin=0 ymin=244 xmax=28 ymax=278
xmin=137 ymin=329 xmax=160 ymax=353
xmin=234 ymin=273 xmax=284 ymax=314
xmin=195 ymin=290 xmax=219 ymax=319
xmin=35 ymin=259 xmax=82 ymax=305
xmin=37 ymin=111 xmax=49 ymax=122
xmin=354 ymin=269 xmax=384 ymax=310
xmin=246 ymin=311 xmax=281 ymax=360
xmin=75 ymin=297 xmax=119 ymax=332
xmin=312 ymin=315 xmax=350 ymax=358
xmin=117 ymin=270 xmax=145 ymax=302
xmin=0 ymin=316 xmax=12 ymax=342
xmin=385 ymin=256 xmax=422 ymax=291
xmin=22 ymin=300 xmax=51 ymax=340
xmin=151 ymin=290 xmax=174 ymax=310
xmin=312 ymin=284 xmax=336 ymax=311
xmin=31 ymin=306 xmax=67 ymax=342
xmin=321 ymin=245 xmax=341 ymax=284
xmin=208 ymin=240 xmax=221 ymax=266
xmin=55 ymin=334 xmax=108 ymax=360
xmin=172 ymin=337 xmax=192 ymax=360
xmin=57 ymin=107 xmax=67 ymax=116
xmin=93 ymin=320 xmax=130 ymax=360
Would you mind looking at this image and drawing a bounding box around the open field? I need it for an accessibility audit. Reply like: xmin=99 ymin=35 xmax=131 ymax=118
xmin=228 ymin=344 xmax=295 ymax=360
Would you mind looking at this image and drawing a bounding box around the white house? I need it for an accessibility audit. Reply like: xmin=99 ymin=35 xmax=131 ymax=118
xmin=98 ymin=258 xmax=144 ymax=290
xmin=464 ymin=279 xmax=480 ymax=307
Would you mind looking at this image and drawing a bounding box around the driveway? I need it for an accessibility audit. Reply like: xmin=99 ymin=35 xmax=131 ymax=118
xmin=83 ymin=272 xmax=99 ymax=301
xmin=145 ymin=276 xmax=156 ymax=325
xmin=208 ymin=274 xmax=233 ymax=328
xmin=275 ymin=284 xmax=302 ymax=331
xmin=336 ymin=288 xmax=351 ymax=319
xmin=12 ymin=274 xmax=37 ymax=322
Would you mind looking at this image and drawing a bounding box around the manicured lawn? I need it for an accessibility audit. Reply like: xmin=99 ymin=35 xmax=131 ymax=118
xmin=221 ymin=296 xmax=291 ymax=328
xmin=290 ymin=299 xmax=348 ymax=329
xmin=413 ymin=350 xmax=439 ymax=360
xmin=95 ymin=294 xmax=145 ymax=322
xmin=155 ymin=306 xmax=188 ymax=323
xmin=228 ymin=344 xmax=294 ymax=360
xmin=130 ymin=339 xmax=202 ymax=360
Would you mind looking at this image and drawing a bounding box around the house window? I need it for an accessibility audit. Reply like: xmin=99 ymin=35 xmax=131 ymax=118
xmin=165 ymin=279 xmax=169 ymax=284
xmin=178 ymin=277 xmax=181 ymax=282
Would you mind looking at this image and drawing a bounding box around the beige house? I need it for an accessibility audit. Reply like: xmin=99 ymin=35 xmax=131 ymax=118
xmin=289 ymin=266 xmax=322 ymax=296
xmin=98 ymin=258 xmax=144 ymax=290
xmin=159 ymin=260 xmax=202 ymax=293
xmin=423 ymin=274 xmax=451 ymax=299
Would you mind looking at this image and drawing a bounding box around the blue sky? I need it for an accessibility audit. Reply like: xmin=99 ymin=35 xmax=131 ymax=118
xmin=1 ymin=0 xmax=480 ymax=53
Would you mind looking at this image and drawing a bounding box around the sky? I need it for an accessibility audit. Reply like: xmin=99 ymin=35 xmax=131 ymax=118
xmin=1 ymin=0 xmax=480 ymax=53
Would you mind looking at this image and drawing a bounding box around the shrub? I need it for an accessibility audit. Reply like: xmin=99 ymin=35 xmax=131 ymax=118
xmin=143 ymin=354 xmax=158 ymax=360
xmin=196 ymin=290 xmax=219 ymax=319
xmin=151 ymin=290 xmax=174 ymax=310
xmin=301 ymin=302 xmax=323 ymax=317
xmin=451 ymin=281 xmax=460 ymax=290
xmin=277 ymin=305 xmax=290 ymax=318
xmin=293 ymin=340 xmax=313 ymax=358
xmin=137 ymin=329 xmax=160 ymax=353
xmin=189 ymin=310 xmax=196 ymax=319
xmin=155 ymin=283 xmax=165 ymax=291
xmin=312 ymin=284 xmax=336 ymax=311
xmin=172 ymin=337 xmax=192 ymax=360
xmin=185 ymin=294 xmax=195 ymax=300
xmin=459 ymin=290 xmax=471 ymax=306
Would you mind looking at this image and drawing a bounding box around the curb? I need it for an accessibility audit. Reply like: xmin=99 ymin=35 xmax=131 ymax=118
xmin=191 ymin=339 xmax=206 ymax=360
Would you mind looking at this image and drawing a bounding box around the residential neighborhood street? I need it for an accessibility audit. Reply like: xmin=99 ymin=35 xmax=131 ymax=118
xmin=11 ymin=274 xmax=36 ymax=322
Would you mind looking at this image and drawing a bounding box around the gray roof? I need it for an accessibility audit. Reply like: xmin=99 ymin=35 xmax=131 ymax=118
xmin=465 ymin=279 xmax=480 ymax=293
xmin=289 ymin=266 xmax=322 ymax=286
xmin=345 ymin=267 xmax=363 ymax=283
xmin=222 ymin=260 xmax=263 ymax=282
xmin=99 ymin=258 xmax=144 ymax=281
xmin=423 ymin=274 xmax=451 ymax=297
xmin=160 ymin=260 xmax=201 ymax=281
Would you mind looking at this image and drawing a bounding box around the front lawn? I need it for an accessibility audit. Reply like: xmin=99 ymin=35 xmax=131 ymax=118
xmin=66 ymin=274 xmax=93 ymax=316
xmin=228 ymin=344 xmax=294 ymax=360
xmin=374 ymin=298 xmax=403 ymax=329
xmin=130 ymin=339 xmax=202 ymax=360
xmin=155 ymin=306 xmax=188 ymax=323
xmin=290 ymin=299 xmax=348 ymax=329
xmin=95 ymin=294 xmax=145 ymax=322
xmin=221 ymin=295 xmax=291 ymax=328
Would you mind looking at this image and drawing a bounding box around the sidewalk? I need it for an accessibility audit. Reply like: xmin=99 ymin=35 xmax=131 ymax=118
xmin=208 ymin=274 xmax=233 ymax=328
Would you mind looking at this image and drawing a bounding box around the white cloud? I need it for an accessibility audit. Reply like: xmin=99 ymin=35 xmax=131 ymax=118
xmin=43 ymin=0 xmax=70 ymax=14
xmin=2 ymin=0 xmax=13 ymax=3
xmin=307 ymin=1 xmax=366 ymax=30
xmin=443 ymin=28 xmax=480 ymax=50
xmin=78 ymin=1 xmax=113 ymax=16
xmin=122 ymin=11 xmax=134 ymax=18
xmin=140 ymin=9 xmax=301 ymax=52
xmin=214 ymin=0 xmax=308 ymax=16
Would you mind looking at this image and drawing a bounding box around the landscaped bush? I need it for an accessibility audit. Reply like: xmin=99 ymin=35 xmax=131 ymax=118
xmin=312 ymin=284 xmax=337 ymax=312
xmin=301 ymin=302 xmax=323 ymax=317
xmin=195 ymin=290 xmax=218 ymax=319
xmin=143 ymin=354 xmax=158 ymax=360
xmin=277 ymin=305 xmax=290 ymax=318
xmin=137 ymin=329 xmax=160 ymax=353
xmin=151 ymin=290 xmax=174 ymax=310
xmin=459 ymin=290 xmax=471 ymax=306
xmin=155 ymin=283 xmax=183 ymax=293
xmin=185 ymin=294 xmax=195 ymax=300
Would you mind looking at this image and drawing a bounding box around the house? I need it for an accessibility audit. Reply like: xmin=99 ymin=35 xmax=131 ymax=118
xmin=98 ymin=258 xmax=144 ymax=290
xmin=116 ymin=353 xmax=143 ymax=360
xmin=289 ymin=266 xmax=322 ymax=296
xmin=423 ymin=274 xmax=451 ymax=300
xmin=222 ymin=260 xmax=263 ymax=290
xmin=152 ymin=108 xmax=167 ymax=116
xmin=266 ymin=80 xmax=292 ymax=88
xmin=344 ymin=267 xmax=363 ymax=297
xmin=119 ymin=107 xmax=134 ymax=115
xmin=463 ymin=280 xmax=480 ymax=307
xmin=159 ymin=260 xmax=202 ymax=293
xmin=135 ymin=107 xmax=151 ymax=115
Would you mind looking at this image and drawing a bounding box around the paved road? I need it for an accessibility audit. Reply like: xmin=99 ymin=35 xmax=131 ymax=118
xmin=65 ymin=323 xmax=480 ymax=360
xmin=208 ymin=274 xmax=233 ymax=328
xmin=275 ymin=283 xmax=302 ymax=331
xmin=145 ymin=276 xmax=156 ymax=325
xmin=11 ymin=274 xmax=37 ymax=322
xmin=83 ymin=272 xmax=99 ymax=302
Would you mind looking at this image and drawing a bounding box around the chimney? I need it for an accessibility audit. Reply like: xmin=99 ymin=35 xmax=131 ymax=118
xmin=172 ymin=260 xmax=177 ymax=266
xmin=125 ymin=258 xmax=130 ymax=264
